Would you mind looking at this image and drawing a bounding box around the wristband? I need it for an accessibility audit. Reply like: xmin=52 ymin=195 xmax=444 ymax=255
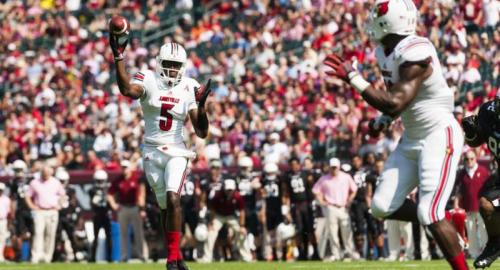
xmin=281 ymin=205 xmax=290 ymax=216
xmin=114 ymin=54 xmax=124 ymax=61
xmin=348 ymin=71 xmax=370 ymax=93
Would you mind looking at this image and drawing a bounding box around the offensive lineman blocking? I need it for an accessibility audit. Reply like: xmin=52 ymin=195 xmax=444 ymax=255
xmin=109 ymin=23 xmax=211 ymax=270
xmin=324 ymin=0 xmax=467 ymax=269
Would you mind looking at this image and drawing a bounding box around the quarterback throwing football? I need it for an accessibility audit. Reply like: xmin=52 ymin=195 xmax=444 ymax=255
xmin=109 ymin=20 xmax=211 ymax=270
xmin=325 ymin=1 xmax=467 ymax=269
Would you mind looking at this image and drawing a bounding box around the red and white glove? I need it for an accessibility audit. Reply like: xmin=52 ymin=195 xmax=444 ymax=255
xmin=324 ymin=53 xmax=370 ymax=93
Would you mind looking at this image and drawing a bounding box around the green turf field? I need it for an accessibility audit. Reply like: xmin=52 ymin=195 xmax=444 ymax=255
xmin=0 ymin=261 xmax=497 ymax=270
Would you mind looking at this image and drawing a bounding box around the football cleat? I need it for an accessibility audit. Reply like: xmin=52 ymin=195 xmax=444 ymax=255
xmin=474 ymin=239 xmax=500 ymax=269
xmin=166 ymin=261 xmax=179 ymax=270
xmin=177 ymin=260 xmax=190 ymax=270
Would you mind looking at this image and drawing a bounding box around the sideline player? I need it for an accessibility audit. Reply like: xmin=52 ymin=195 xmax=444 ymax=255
xmin=324 ymin=0 xmax=467 ymax=269
xmin=109 ymin=24 xmax=211 ymax=270
xmin=462 ymin=95 xmax=500 ymax=268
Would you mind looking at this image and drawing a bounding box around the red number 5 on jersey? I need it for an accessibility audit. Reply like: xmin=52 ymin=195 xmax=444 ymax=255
xmin=159 ymin=103 xmax=174 ymax=131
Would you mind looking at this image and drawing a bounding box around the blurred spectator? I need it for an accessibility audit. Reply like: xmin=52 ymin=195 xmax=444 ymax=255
xmin=0 ymin=183 xmax=12 ymax=263
xmin=365 ymin=158 xmax=386 ymax=259
xmin=107 ymin=161 xmax=146 ymax=262
xmin=260 ymin=162 xmax=283 ymax=261
xmin=25 ymin=166 xmax=66 ymax=263
xmin=454 ymin=151 xmax=490 ymax=258
xmin=282 ymin=158 xmax=317 ymax=260
xmin=313 ymin=157 xmax=358 ymax=261
xmin=387 ymin=219 xmax=414 ymax=262
xmin=348 ymin=154 xmax=369 ymax=257
xmin=7 ymin=159 xmax=32 ymax=262
xmin=200 ymin=179 xmax=252 ymax=262
xmin=234 ymin=156 xmax=261 ymax=258
xmin=179 ymin=171 xmax=198 ymax=261
xmin=89 ymin=169 xmax=112 ymax=262
xmin=54 ymin=168 xmax=80 ymax=262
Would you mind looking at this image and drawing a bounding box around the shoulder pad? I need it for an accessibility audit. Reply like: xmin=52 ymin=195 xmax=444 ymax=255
xmin=477 ymin=100 xmax=497 ymax=130
xmin=395 ymin=36 xmax=434 ymax=63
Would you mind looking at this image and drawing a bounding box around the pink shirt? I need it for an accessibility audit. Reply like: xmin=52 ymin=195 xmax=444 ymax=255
xmin=312 ymin=171 xmax=357 ymax=207
xmin=0 ymin=195 xmax=10 ymax=219
xmin=27 ymin=177 xmax=65 ymax=209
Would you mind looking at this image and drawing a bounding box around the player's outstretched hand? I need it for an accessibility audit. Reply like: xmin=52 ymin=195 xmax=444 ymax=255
xmin=368 ymin=115 xmax=393 ymax=137
xmin=324 ymin=53 xmax=355 ymax=82
xmin=461 ymin=115 xmax=477 ymax=136
xmin=108 ymin=26 xmax=129 ymax=61
xmin=195 ymin=79 xmax=212 ymax=107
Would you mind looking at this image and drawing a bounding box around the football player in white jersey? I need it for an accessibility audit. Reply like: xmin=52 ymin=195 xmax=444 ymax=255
xmin=324 ymin=0 xmax=468 ymax=269
xmin=109 ymin=29 xmax=210 ymax=270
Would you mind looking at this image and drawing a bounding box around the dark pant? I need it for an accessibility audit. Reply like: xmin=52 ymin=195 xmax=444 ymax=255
xmin=292 ymin=201 xmax=314 ymax=259
xmin=91 ymin=215 xmax=112 ymax=262
xmin=350 ymin=201 xmax=368 ymax=236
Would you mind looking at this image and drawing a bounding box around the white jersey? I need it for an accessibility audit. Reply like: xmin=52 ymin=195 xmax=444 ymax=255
xmin=130 ymin=70 xmax=199 ymax=146
xmin=375 ymin=35 xmax=454 ymax=139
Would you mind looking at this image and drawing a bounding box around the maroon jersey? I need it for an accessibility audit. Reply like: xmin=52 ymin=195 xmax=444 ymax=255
xmin=108 ymin=170 xmax=142 ymax=205
xmin=456 ymin=165 xmax=490 ymax=212
xmin=209 ymin=190 xmax=245 ymax=216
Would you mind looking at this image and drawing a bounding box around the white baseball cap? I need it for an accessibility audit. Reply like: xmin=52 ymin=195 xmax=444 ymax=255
xmin=270 ymin=133 xmax=280 ymax=141
xmin=329 ymin=157 xmax=340 ymax=168
xmin=93 ymin=169 xmax=108 ymax=181
xmin=0 ymin=183 xmax=6 ymax=191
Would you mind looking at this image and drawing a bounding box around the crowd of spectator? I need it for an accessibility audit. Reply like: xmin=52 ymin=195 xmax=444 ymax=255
xmin=0 ymin=0 xmax=499 ymax=264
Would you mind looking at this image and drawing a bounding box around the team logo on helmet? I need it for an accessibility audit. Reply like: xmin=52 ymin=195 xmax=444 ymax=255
xmin=376 ymin=1 xmax=390 ymax=17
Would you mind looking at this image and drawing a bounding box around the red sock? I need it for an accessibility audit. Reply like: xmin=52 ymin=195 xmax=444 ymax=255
xmin=447 ymin=252 xmax=469 ymax=270
xmin=165 ymin=231 xmax=181 ymax=263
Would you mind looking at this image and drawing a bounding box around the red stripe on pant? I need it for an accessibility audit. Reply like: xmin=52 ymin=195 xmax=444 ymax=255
xmin=177 ymin=162 xmax=188 ymax=194
xmin=429 ymin=126 xmax=454 ymax=223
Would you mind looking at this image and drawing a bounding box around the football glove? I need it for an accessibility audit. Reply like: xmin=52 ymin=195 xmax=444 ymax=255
xmin=369 ymin=115 xmax=393 ymax=136
xmin=195 ymin=79 xmax=212 ymax=107
xmin=109 ymin=26 xmax=129 ymax=61
xmin=324 ymin=53 xmax=354 ymax=82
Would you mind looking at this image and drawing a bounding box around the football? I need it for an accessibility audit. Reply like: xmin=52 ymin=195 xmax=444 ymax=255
xmin=109 ymin=15 xmax=130 ymax=36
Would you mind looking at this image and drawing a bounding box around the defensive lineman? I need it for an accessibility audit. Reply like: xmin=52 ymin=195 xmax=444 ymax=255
xmin=462 ymin=95 xmax=500 ymax=268
xmin=109 ymin=25 xmax=211 ymax=269
xmin=325 ymin=0 xmax=467 ymax=269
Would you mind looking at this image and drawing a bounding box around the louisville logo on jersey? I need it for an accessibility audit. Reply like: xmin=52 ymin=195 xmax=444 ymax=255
xmin=376 ymin=1 xmax=389 ymax=17
xmin=133 ymin=72 xmax=145 ymax=81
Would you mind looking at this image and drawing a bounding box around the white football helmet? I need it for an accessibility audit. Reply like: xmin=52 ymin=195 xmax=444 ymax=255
xmin=156 ymin=42 xmax=187 ymax=86
xmin=264 ymin=163 xmax=278 ymax=174
xmin=238 ymin=156 xmax=253 ymax=169
xmin=194 ymin=223 xmax=208 ymax=242
xmin=367 ymin=0 xmax=418 ymax=42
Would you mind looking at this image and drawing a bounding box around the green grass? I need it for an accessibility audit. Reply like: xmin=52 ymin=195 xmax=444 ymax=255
xmin=0 ymin=261 xmax=497 ymax=270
